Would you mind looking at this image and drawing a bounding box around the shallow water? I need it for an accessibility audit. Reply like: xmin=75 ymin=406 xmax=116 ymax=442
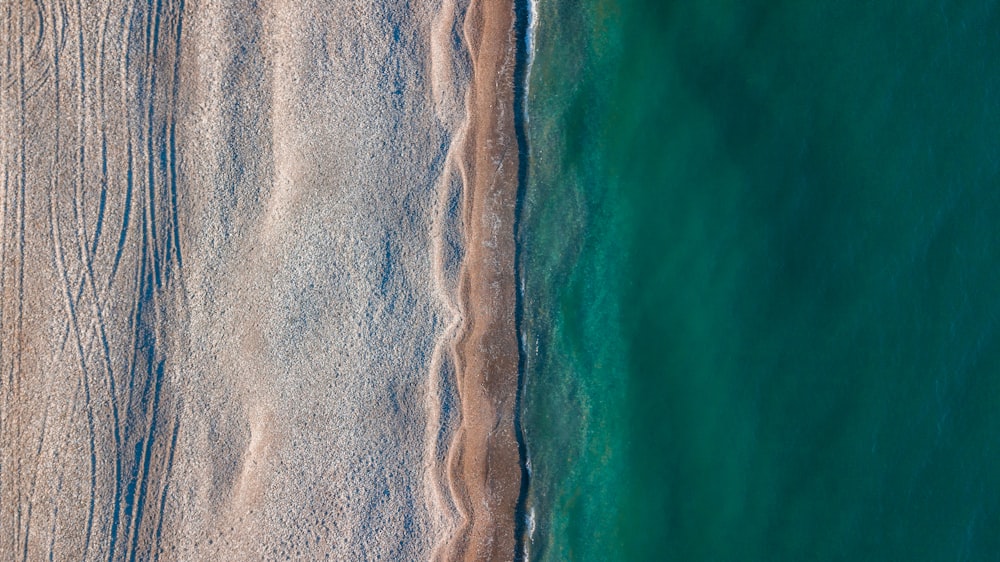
xmin=522 ymin=1 xmax=1000 ymax=559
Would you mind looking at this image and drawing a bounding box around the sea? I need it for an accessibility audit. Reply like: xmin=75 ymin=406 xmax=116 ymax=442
xmin=519 ymin=0 xmax=1000 ymax=559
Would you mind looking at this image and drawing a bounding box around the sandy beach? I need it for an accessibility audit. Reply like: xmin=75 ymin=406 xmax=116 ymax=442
xmin=0 ymin=0 xmax=522 ymax=560
xmin=441 ymin=0 xmax=522 ymax=560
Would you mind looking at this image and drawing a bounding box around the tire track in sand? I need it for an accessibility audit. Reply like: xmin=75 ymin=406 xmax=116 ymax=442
xmin=2 ymin=1 xmax=187 ymax=558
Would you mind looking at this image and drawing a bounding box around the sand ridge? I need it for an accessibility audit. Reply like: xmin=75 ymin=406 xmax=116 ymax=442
xmin=438 ymin=0 xmax=524 ymax=560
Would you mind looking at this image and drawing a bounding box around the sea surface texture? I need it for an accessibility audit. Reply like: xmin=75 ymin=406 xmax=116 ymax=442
xmin=522 ymin=0 xmax=1000 ymax=560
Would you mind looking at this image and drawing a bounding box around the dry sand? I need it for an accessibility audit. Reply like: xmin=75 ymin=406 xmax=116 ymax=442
xmin=0 ymin=0 xmax=521 ymax=560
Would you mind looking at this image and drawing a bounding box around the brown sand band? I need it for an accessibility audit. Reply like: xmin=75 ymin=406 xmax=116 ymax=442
xmin=443 ymin=0 xmax=522 ymax=560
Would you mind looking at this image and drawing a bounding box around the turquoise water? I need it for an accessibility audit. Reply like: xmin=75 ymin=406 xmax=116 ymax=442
xmin=521 ymin=1 xmax=1000 ymax=559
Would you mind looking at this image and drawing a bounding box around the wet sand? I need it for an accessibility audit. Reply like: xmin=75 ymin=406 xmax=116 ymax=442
xmin=0 ymin=0 xmax=521 ymax=559
xmin=440 ymin=0 xmax=522 ymax=560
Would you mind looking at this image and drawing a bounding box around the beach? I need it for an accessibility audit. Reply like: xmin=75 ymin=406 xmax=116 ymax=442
xmin=441 ymin=0 xmax=522 ymax=559
xmin=0 ymin=0 xmax=522 ymax=560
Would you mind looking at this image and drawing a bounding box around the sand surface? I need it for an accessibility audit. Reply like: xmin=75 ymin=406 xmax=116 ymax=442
xmin=441 ymin=0 xmax=522 ymax=560
xmin=0 ymin=0 xmax=521 ymax=560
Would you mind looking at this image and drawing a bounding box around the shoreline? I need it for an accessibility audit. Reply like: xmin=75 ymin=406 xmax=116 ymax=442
xmin=443 ymin=0 xmax=523 ymax=559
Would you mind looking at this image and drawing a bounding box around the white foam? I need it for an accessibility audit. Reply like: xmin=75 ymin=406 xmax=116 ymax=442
xmin=523 ymin=505 xmax=537 ymax=560
xmin=523 ymin=0 xmax=540 ymax=121
xmin=518 ymin=2 xmax=539 ymax=557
